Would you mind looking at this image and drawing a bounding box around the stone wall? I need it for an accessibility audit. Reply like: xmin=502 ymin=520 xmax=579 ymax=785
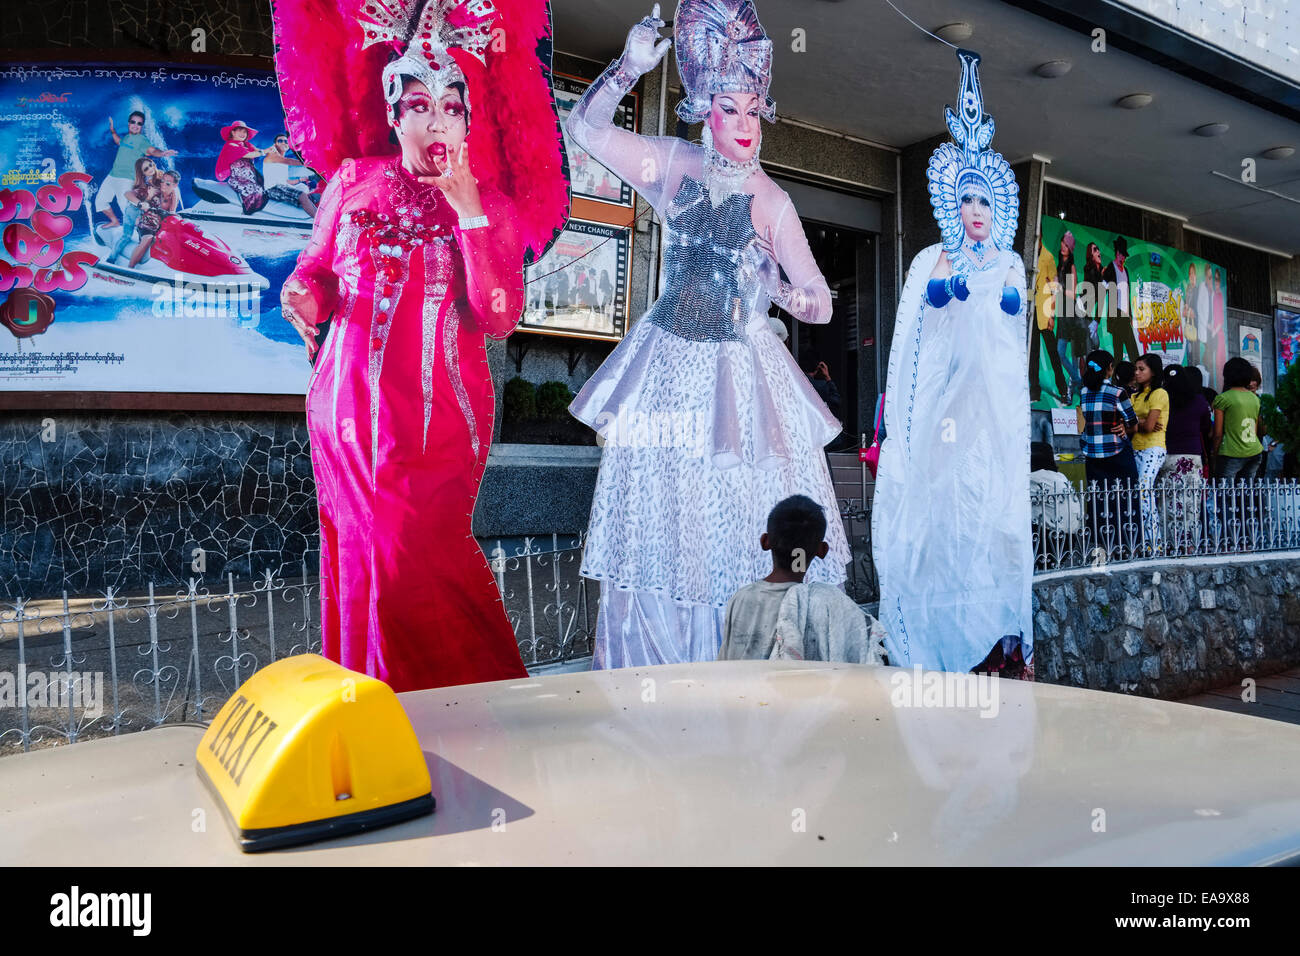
xmin=2 ymin=411 xmax=318 ymax=597
xmin=1032 ymin=556 xmax=1300 ymax=699
xmin=1 ymin=409 xmax=607 ymax=597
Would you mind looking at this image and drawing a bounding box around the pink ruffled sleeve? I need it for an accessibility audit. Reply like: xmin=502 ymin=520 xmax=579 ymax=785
xmin=455 ymin=187 xmax=524 ymax=340
xmin=286 ymin=162 xmax=347 ymax=321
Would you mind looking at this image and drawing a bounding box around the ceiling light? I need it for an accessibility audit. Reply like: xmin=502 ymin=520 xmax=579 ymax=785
xmin=1116 ymin=93 xmax=1153 ymax=109
xmin=933 ymin=22 xmax=973 ymax=44
xmin=1261 ymin=146 xmax=1296 ymax=160
xmin=1035 ymin=60 xmax=1072 ymax=78
xmin=1194 ymin=123 xmax=1229 ymax=137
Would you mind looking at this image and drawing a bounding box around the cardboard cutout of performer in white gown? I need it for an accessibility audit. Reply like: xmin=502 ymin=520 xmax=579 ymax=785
xmin=873 ymin=49 xmax=1033 ymax=676
xmin=566 ymin=1 xmax=850 ymax=668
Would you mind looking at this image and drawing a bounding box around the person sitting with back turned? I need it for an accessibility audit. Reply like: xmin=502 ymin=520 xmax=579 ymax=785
xmin=719 ymin=495 xmax=885 ymax=664
xmin=1030 ymin=441 xmax=1083 ymax=545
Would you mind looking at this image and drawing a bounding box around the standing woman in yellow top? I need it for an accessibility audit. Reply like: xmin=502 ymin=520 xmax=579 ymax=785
xmin=1130 ymin=353 xmax=1170 ymax=553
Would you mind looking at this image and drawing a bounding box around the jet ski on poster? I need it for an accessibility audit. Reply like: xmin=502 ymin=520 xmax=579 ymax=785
xmin=183 ymin=177 xmax=315 ymax=232
xmin=0 ymin=62 xmax=319 ymax=393
xmin=90 ymin=218 xmax=271 ymax=293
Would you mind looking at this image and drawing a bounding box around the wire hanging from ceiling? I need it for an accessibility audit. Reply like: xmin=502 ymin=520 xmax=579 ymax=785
xmin=879 ymin=0 xmax=958 ymax=49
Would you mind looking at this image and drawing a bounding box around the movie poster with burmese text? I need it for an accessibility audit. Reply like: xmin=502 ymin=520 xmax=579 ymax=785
xmin=1031 ymin=216 xmax=1227 ymax=410
xmin=0 ymin=62 xmax=315 ymax=394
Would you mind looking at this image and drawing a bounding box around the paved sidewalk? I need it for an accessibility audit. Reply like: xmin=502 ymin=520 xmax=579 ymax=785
xmin=1180 ymin=667 xmax=1300 ymax=726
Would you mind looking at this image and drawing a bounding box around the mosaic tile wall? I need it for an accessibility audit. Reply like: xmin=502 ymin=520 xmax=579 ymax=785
xmin=2 ymin=412 xmax=319 ymax=598
xmin=3 ymin=3 xmax=312 ymax=598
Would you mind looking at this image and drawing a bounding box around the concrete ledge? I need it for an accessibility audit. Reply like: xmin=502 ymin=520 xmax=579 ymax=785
xmin=473 ymin=443 xmax=602 ymax=537
xmin=1032 ymin=556 xmax=1300 ymax=701
xmin=486 ymin=443 xmax=603 ymax=467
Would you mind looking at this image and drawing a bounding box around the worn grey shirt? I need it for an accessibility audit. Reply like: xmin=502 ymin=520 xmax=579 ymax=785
xmin=719 ymin=580 xmax=884 ymax=664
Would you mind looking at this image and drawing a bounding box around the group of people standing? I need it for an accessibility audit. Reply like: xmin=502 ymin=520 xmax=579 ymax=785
xmin=1076 ymin=346 xmax=1270 ymax=556
xmin=94 ymin=108 xmax=319 ymax=269
xmin=527 ymin=264 xmax=615 ymax=320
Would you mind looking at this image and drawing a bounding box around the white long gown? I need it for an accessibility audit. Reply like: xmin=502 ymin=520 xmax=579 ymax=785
xmin=566 ymin=68 xmax=850 ymax=668
xmin=873 ymin=244 xmax=1033 ymax=672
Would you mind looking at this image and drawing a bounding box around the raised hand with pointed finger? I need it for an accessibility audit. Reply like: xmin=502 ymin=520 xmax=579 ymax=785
xmin=622 ymin=4 xmax=673 ymax=76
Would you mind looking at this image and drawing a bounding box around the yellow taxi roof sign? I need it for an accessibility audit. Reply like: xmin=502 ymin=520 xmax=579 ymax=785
xmin=196 ymin=654 xmax=432 ymax=852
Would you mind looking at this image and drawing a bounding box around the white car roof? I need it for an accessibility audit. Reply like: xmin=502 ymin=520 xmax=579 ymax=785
xmin=3 ymin=661 xmax=1299 ymax=865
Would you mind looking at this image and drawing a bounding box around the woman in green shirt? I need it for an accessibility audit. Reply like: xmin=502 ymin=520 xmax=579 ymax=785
xmin=1212 ymin=357 xmax=1263 ymax=482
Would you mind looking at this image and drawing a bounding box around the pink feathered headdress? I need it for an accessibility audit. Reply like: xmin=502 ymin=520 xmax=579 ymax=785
xmin=271 ymin=0 xmax=570 ymax=261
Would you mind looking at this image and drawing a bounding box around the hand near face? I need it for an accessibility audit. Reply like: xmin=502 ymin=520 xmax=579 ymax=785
xmin=419 ymin=141 xmax=483 ymax=221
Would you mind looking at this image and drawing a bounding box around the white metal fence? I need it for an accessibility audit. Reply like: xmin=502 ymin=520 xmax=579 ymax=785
xmin=1030 ymin=477 xmax=1300 ymax=570
xmin=0 ymin=535 xmax=594 ymax=755
xmin=4 ymin=477 xmax=1296 ymax=754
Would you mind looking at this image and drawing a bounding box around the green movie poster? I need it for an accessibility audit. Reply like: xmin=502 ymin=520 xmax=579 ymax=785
xmin=1030 ymin=217 xmax=1228 ymax=410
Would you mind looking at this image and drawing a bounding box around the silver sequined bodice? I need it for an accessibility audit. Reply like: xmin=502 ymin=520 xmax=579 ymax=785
xmin=647 ymin=175 xmax=759 ymax=342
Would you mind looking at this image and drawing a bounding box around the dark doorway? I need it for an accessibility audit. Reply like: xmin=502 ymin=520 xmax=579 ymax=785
xmin=774 ymin=220 xmax=877 ymax=443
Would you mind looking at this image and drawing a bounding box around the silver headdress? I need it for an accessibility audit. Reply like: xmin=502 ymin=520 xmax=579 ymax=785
xmin=673 ymin=0 xmax=775 ymax=124
xmin=357 ymin=0 xmax=497 ymax=120
xmin=927 ymin=49 xmax=1019 ymax=254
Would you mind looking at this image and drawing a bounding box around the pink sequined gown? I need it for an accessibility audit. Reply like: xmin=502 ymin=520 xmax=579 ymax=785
xmin=290 ymin=156 xmax=528 ymax=691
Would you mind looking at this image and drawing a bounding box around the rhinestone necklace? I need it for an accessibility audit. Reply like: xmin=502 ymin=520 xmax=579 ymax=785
xmin=704 ymin=147 xmax=760 ymax=207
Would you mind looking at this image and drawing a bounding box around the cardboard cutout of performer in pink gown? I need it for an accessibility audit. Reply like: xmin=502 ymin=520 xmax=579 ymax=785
xmin=272 ymin=0 xmax=570 ymax=690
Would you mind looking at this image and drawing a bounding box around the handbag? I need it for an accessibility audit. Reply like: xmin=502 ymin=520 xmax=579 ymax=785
xmin=860 ymin=393 xmax=885 ymax=478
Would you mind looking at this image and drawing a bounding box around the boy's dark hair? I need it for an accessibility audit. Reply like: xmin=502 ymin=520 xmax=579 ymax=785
xmin=1223 ymin=356 xmax=1256 ymax=389
xmin=766 ymin=495 xmax=826 ymax=572
xmin=128 ymin=110 xmax=145 ymax=123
